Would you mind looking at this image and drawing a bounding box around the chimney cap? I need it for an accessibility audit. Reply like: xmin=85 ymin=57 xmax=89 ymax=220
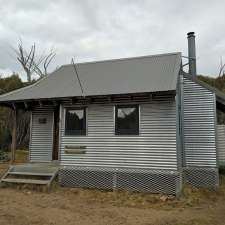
xmin=187 ymin=32 xmax=195 ymax=37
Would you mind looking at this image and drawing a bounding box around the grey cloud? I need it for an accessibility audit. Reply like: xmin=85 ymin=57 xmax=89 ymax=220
xmin=0 ymin=0 xmax=225 ymax=79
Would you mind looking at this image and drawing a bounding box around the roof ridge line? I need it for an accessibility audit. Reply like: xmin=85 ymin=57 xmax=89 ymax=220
xmin=61 ymin=52 xmax=182 ymax=68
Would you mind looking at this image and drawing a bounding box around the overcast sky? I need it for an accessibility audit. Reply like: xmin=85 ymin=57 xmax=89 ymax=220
xmin=0 ymin=0 xmax=225 ymax=80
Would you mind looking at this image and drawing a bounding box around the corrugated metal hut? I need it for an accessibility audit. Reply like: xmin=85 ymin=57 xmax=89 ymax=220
xmin=0 ymin=32 xmax=224 ymax=195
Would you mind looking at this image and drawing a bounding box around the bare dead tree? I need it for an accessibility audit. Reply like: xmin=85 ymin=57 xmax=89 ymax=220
xmin=14 ymin=42 xmax=35 ymax=83
xmin=215 ymin=56 xmax=225 ymax=91
xmin=14 ymin=41 xmax=56 ymax=83
xmin=33 ymin=51 xmax=56 ymax=78
xmin=219 ymin=56 xmax=225 ymax=77
xmin=10 ymin=41 xmax=56 ymax=155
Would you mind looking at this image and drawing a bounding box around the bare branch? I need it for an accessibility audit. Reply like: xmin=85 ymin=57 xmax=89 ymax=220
xmin=13 ymin=40 xmax=56 ymax=83
xmin=44 ymin=52 xmax=56 ymax=75
xmin=33 ymin=62 xmax=44 ymax=78
xmin=219 ymin=56 xmax=225 ymax=77
xmin=28 ymin=44 xmax=35 ymax=71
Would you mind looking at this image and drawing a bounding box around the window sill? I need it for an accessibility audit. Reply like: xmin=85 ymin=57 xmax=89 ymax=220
xmin=115 ymin=133 xmax=140 ymax=136
xmin=64 ymin=133 xmax=87 ymax=136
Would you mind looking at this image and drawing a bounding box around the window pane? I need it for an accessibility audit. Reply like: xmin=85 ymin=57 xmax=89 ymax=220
xmin=65 ymin=108 xmax=86 ymax=135
xmin=116 ymin=105 xmax=139 ymax=135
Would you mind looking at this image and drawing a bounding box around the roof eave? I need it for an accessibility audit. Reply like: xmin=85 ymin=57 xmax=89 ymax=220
xmin=0 ymin=90 xmax=176 ymax=106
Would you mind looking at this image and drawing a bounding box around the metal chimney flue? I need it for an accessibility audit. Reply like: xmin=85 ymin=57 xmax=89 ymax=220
xmin=187 ymin=32 xmax=196 ymax=77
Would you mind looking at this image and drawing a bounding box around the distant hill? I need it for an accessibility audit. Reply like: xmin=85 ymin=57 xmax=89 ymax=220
xmin=198 ymin=74 xmax=225 ymax=93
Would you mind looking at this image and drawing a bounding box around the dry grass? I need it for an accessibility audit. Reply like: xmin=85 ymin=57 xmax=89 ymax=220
xmin=59 ymin=176 xmax=225 ymax=210
xmin=0 ymin=152 xmax=225 ymax=225
xmin=14 ymin=149 xmax=28 ymax=163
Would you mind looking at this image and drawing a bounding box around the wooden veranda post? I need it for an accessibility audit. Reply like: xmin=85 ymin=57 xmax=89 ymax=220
xmin=11 ymin=107 xmax=17 ymax=164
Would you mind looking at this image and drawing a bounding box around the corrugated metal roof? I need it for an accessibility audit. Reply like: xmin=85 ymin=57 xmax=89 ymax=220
xmin=0 ymin=52 xmax=181 ymax=102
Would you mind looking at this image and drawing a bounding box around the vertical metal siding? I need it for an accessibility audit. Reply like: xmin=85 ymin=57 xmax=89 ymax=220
xmin=183 ymin=77 xmax=217 ymax=167
xmin=29 ymin=106 xmax=54 ymax=162
xmin=217 ymin=125 xmax=225 ymax=164
xmin=59 ymin=100 xmax=178 ymax=170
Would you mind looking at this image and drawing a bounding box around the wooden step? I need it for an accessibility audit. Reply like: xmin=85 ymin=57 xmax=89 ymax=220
xmin=10 ymin=167 xmax=58 ymax=174
xmin=1 ymin=178 xmax=50 ymax=185
xmin=1 ymin=163 xmax=59 ymax=188
xmin=8 ymin=171 xmax=54 ymax=176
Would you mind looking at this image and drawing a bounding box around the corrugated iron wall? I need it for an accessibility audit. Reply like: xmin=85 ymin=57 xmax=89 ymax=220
xmin=59 ymin=100 xmax=178 ymax=170
xmin=29 ymin=106 xmax=54 ymax=162
xmin=182 ymin=77 xmax=217 ymax=167
xmin=217 ymin=125 xmax=225 ymax=164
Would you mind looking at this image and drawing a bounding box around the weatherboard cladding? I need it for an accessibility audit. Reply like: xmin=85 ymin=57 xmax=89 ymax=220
xmin=182 ymin=77 xmax=217 ymax=167
xmin=59 ymin=100 xmax=178 ymax=170
xmin=0 ymin=52 xmax=181 ymax=102
xmin=29 ymin=106 xmax=54 ymax=162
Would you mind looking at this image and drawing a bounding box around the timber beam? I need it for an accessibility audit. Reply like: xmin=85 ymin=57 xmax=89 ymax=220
xmin=10 ymin=107 xmax=17 ymax=164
